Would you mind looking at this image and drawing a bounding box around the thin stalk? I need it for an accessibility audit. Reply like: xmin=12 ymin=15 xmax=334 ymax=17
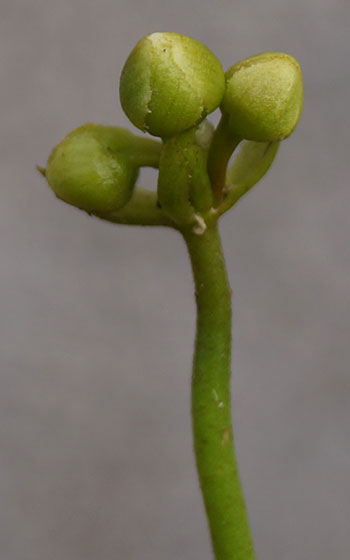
xmin=207 ymin=115 xmax=241 ymax=207
xmin=93 ymin=188 xmax=174 ymax=228
xmin=183 ymin=224 xmax=255 ymax=560
xmin=130 ymin=137 xmax=162 ymax=168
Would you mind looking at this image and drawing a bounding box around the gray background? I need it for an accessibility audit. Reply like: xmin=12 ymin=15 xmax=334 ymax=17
xmin=1 ymin=0 xmax=349 ymax=558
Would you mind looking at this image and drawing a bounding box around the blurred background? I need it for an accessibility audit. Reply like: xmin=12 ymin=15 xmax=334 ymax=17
xmin=1 ymin=1 xmax=349 ymax=559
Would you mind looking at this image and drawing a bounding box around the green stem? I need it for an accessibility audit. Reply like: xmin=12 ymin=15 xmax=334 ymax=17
xmin=93 ymin=188 xmax=175 ymax=228
xmin=130 ymin=137 xmax=162 ymax=168
xmin=183 ymin=224 xmax=255 ymax=560
xmin=207 ymin=115 xmax=241 ymax=207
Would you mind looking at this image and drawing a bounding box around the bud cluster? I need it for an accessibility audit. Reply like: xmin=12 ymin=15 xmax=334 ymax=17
xmin=42 ymin=32 xmax=303 ymax=224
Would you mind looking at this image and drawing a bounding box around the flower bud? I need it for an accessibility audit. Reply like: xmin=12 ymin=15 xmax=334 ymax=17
xmin=119 ymin=32 xmax=225 ymax=138
xmin=221 ymin=52 xmax=303 ymax=142
xmin=227 ymin=140 xmax=279 ymax=191
xmin=45 ymin=124 xmax=139 ymax=213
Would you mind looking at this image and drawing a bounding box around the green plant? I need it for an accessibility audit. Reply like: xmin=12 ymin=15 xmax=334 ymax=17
xmin=39 ymin=31 xmax=303 ymax=560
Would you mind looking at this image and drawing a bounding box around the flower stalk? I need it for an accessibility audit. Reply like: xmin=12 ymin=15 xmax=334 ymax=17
xmin=184 ymin=224 xmax=255 ymax=560
xmin=39 ymin=31 xmax=303 ymax=560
